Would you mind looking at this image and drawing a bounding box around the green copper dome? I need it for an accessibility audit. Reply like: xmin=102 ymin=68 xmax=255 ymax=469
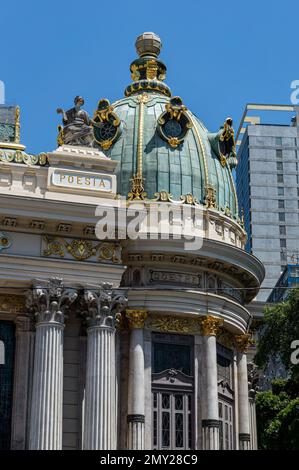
xmin=101 ymin=32 xmax=239 ymax=218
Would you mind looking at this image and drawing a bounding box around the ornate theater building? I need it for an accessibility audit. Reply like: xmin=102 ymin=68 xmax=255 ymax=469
xmin=0 ymin=33 xmax=264 ymax=450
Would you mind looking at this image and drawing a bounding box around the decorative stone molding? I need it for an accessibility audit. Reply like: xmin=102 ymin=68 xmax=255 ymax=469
xmin=26 ymin=277 xmax=78 ymax=325
xmin=202 ymin=419 xmax=220 ymax=428
xmin=57 ymin=223 xmax=72 ymax=233
xmin=147 ymin=314 xmax=201 ymax=334
xmin=200 ymin=315 xmax=223 ymax=336
xmin=2 ymin=216 xmax=17 ymax=227
xmin=84 ymin=282 xmax=127 ymax=329
xmin=126 ymin=309 xmax=148 ymax=329
xmin=239 ymin=433 xmax=251 ymax=441
xmin=235 ymin=333 xmax=252 ymax=352
xmin=29 ymin=220 xmax=45 ymax=230
xmin=0 ymin=149 xmax=47 ymax=166
xmin=127 ymin=414 xmax=145 ymax=423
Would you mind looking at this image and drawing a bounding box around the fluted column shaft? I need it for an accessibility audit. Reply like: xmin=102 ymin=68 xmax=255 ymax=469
xmin=82 ymin=284 xmax=127 ymax=450
xmin=126 ymin=310 xmax=147 ymax=450
xmin=27 ymin=278 xmax=77 ymax=450
xmin=29 ymin=320 xmax=64 ymax=449
xmin=83 ymin=325 xmax=116 ymax=449
xmin=201 ymin=316 xmax=223 ymax=450
xmin=237 ymin=349 xmax=251 ymax=449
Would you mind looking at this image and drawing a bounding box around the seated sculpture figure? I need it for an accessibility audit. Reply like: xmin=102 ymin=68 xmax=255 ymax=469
xmin=57 ymin=96 xmax=94 ymax=147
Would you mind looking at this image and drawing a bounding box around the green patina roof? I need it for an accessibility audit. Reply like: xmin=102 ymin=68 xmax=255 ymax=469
xmin=105 ymin=92 xmax=238 ymax=217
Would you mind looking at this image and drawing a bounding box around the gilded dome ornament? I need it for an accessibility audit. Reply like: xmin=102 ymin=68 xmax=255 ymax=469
xmin=92 ymin=99 xmax=121 ymax=150
xmin=157 ymin=96 xmax=193 ymax=148
xmin=180 ymin=193 xmax=199 ymax=205
xmin=125 ymin=31 xmax=171 ymax=98
xmin=205 ymin=185 xmax=217 ymax=209
xmin=218 ymin=118 xmax=237 ymax=168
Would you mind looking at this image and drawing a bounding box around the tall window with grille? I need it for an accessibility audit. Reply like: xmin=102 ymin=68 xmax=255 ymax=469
xmin=151 ymin=333 xmax=194 ymax=450
xmin=0 ymin=321 xmax=15 ymax=450
xmin=217 ymin=343 xmax=234 ymax=450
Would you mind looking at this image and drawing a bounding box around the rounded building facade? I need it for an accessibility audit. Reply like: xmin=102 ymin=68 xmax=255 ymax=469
xmin=0 ymin=32 xmax=263 ymax=450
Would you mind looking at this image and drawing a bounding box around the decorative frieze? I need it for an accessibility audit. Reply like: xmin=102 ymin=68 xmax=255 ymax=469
xmin=147 ymin=314 xmax=201 ymax=334
xmin=43 ymin=235 xmax=122 ymax=263
xmin=0 ymin=295 xmax=25 ymax=314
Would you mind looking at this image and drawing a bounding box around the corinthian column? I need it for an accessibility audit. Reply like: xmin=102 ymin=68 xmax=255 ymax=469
xmin=235 ymin=334 xmax=251 ymax=450
xmin=83 ymin=283 xmax=127 ymax=450
xmin=126 ymin=309 xmax=147 ymax=450
xmin=200 ymin=315 xmax=223 ymax=450
xmin=27 ymin=278 xmax=77 ymax=450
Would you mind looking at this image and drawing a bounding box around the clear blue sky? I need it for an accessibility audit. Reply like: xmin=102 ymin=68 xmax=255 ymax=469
xmin=1 ymin=0 xmax=298 ymax=154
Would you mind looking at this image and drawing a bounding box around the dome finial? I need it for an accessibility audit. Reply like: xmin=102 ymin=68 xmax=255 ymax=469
xmin=125 ymin=32 xmax=170 ymax=97
xmin=135 ymin=32 xmax=162 ymax=58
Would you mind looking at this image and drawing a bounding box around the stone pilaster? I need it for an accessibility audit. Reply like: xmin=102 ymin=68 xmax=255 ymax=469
xmin=83 ymin=283 xmax=127 ymax=450
xmin=200 ymin=315 xmax=223 ymax=450
xmin=11 ymin=315 xmax=35 ymax=449
xmin=126 ymin=309 xmax=148 ymax=450
xmin=235 ymin=334 xmax=252 ymax=450
xmin=27 ymin=278 xmax=77 ymax=450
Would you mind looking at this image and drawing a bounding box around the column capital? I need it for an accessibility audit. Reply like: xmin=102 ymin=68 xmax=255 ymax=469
xmin=235 ymin=333 xmax=252 ymax=352
xmin=84 ymin=282 xmax=128 ymax=329
xmin=200 ymin=315 xmax=223 ymax=336
xmin=15 ymin=314 xmax=35 ymax=333
xmin=26 ymin=277 xmax=78 ymax=326
xmin=126 ymin=309 xmax=148 ymax=329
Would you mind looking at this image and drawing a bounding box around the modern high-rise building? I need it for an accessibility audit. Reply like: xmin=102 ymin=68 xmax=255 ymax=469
xmin=236 ymin=104 xmax=299 ymax=301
